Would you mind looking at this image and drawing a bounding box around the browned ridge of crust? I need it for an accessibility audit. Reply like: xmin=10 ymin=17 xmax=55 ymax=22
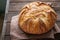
xmin=18 ymin=1 xmax=57 ymax=34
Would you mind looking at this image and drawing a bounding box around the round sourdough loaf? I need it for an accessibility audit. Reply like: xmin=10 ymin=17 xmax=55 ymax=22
xmin=18 ymin=1 xmax=57 ymax=34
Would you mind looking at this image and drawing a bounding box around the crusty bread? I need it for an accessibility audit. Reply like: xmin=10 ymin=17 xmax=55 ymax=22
xmin=18 ymin=1 xmax=57 ymax=34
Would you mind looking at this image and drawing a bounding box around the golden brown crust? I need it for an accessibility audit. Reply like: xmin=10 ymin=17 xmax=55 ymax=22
xmin=18 ymin=1 xmax=57 ymax=34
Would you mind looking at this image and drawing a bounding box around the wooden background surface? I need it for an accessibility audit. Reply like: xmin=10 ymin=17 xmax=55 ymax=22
xmin=1 ymin=0 xmax=60 ymax=40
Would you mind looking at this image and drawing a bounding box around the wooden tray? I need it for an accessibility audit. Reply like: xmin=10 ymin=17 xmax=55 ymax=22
xmin=1 ymin=0 xmax=60 ymax=40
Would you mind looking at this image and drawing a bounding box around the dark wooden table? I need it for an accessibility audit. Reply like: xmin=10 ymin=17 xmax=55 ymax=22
xmin=1 ymin=0 xmax=60 ymax=40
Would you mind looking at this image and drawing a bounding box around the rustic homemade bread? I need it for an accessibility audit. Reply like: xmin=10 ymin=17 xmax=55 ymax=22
xmin=18 ymin=1 xmax=57 ymax=34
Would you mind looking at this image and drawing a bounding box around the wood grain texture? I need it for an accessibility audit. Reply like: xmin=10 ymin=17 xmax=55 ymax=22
xmin=8 ymin=2 xmax=60 ymax=12
xmin=5 ymin=23 xmax=10 ymax=35
xmin=3 ymin=36 xmax=11 ymax=40
xmin=4 ymin=12 xmax=18 ymax=22
xmin=10 ymin=0 xmax=60 ymax=2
